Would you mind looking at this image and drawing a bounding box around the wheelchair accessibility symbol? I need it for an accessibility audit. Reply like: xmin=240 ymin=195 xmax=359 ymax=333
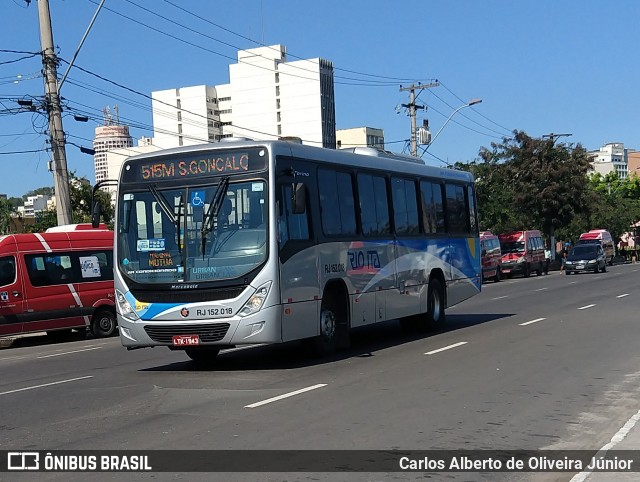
xmin=190 ymin=191 xmax=205 ymax=207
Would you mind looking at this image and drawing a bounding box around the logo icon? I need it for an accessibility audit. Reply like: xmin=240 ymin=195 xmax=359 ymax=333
xmin=8 ymin=452 xmax=39 ymax=470
xmin=180 ymin=308 xmax=189 ymax=318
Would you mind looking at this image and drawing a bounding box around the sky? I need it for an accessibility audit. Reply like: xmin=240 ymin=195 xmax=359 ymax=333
xmin=1 ymin=0 xmax=639 ymax=199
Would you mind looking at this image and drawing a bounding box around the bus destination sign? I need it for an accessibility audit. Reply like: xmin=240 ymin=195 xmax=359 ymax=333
xmin=125 ymin=149 xmax=266 ymax=183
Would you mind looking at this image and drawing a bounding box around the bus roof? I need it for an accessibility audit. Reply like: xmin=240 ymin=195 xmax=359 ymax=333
xmin=120 ymin=139 xmax=475 ymax=184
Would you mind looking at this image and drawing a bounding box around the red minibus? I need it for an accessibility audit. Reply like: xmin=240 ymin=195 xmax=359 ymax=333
xmin=480 ymin=231 xmax=502 ymax=282
xmin=0 ymin=224 xmax=116 ymax=338
xmin=498 ymin=230 xmax=546 ymax=278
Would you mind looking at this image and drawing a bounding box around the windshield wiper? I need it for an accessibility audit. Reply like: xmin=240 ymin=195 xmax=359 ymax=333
xmin=148 ymin=184 xmax=183 ymax=254
xmin=149 ymin=184 xmax=176 ymax=223
xmin=201 ymin=176 xmax=230 ymax=259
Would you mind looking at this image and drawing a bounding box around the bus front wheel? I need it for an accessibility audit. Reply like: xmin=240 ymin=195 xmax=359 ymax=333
xmin=312 ymin=295 xmax=350 ymax=357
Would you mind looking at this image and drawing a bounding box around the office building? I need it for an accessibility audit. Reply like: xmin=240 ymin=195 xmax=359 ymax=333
xmin=151 ymin=44 xmax=336 ymax=149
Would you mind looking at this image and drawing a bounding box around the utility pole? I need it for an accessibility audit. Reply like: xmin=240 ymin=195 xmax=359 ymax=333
xmin=400 ymin=82 xmax=439 ymax=157
xmin=38 ymin=0 xmax=73 ymax=225
xmin=542 ymin=132 xmax=572 ymax=144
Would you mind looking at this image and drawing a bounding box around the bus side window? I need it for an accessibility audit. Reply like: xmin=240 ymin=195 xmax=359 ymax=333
xmin=280 ymin=184 xmax=309 ymax=246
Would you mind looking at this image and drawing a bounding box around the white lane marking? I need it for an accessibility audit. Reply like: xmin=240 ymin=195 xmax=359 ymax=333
xmin=0 ymin=376 xmax=93 ymax=396
xmin=617 ymin=294 xmax=630 ymax=298
xmin=578 ymin=304 xmax=596 ymax=310
xmin=37 ymin=347 xmax=102 ymax=358
xmin=245 ymin=384 xmax=327 ymax=408
xmin=570 ymin=407 xmax=640 ymax=482
xmin=491 ymin=295 xmax=508 ymax=300
xmin=425 ymin=342 xmax=468 ymax=355
xmin=535 ymin=287 xmax=548 ymax=291
xmin=519 ymin=318 xmax=546 ymax=326
xmin=568 ymin=281 xmax=578 ymax=284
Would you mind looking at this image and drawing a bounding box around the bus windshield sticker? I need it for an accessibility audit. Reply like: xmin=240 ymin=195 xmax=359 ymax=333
xmin=252 ymin=182 xmax=264 ymax=192
xmin=148 ymin=252 xmax=174 ymax=267
xmin=79 ymin=256 xmax=101 ymax=278
xmin=190 ymin=190 xmax=205 ymax=207
xmin=137 ymin=239 xmax=166 ymax=252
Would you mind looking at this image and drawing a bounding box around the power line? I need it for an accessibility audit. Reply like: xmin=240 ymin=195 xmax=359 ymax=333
xmin=158 ymin=0 xmax=423 ymax=83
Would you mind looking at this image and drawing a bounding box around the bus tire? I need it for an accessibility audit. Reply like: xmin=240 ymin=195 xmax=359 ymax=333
xmin=185 ymin=347 xmax=220 ymax=363
xmin=426 ymin=277 xmax=446 ymax=329
xmin=90 ymin=309 xmax=117 ymax=338
xmin=312 ymin=293 xmax=350 ymax=357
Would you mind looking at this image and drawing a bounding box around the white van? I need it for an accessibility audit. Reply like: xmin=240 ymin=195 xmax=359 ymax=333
xmin=577 ymin=229 xmax=615 ymax=265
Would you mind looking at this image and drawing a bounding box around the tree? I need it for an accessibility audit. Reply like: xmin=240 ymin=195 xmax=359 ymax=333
xmin=581 ymin=172 xmax=640 ymax=245
xmin=455 ymin=156 xmax=521 ymax=234
xmin=478 ymin=131 xmax=592 ymax=254
xmin=0 ymin=198 xmax=17 ymax=235
xmin=25 ymin=172 xmax=114 ymax=232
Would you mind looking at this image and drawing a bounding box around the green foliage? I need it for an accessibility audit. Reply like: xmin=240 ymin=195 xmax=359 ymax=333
xmin=0 ymin=198 xmax=17 ymax=235
xmin=20 ymin=172 xmax=115 ymax=233
xmin=468 ymin=130 xmax=640 ymax=247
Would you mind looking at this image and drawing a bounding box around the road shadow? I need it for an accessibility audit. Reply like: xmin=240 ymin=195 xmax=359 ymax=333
xmin=141 ymin=312 xmax=515 ymax=373
xmin=0 ymin=329 xmax=91 ymax=350
xmin=0 ymin=328 xmax=119 ymax=350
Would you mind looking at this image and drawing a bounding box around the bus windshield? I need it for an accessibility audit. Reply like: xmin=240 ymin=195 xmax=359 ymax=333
xmin=117 ymin=179 xmax=267 ymax=284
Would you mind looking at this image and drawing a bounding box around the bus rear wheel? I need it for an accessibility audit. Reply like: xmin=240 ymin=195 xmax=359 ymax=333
xmin=90 ymin=309 xmax=117 ymax=338
xmin=185 ymin=347 xmax=220 ymax=363
xmin=426 ymin=278 xmax=446 ymax=329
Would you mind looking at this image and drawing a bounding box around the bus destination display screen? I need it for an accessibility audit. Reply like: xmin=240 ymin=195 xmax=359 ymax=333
xmin=122 ymin=147 xmax=267 ymax=183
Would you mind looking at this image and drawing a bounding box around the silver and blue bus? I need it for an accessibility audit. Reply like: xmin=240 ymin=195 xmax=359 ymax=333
xmin=111 ymin=138 xmax=481 ymax=362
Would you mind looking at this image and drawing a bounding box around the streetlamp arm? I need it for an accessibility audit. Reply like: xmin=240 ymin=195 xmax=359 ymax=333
xmin=423 ymin=99 xmax=482 ymax=154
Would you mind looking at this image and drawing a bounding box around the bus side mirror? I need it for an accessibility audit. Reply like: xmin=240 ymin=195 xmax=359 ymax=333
xmin=91 ymin=201 xmax=102 ymax=228
xmin=292 ymin=182 xmax=306 ymax=214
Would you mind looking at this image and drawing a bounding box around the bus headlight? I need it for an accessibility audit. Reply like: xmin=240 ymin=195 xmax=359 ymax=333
xmin=116 ymin=290 xmax=140 ymax=321
xmin=239 ymin=282 xmax=271 ymax=317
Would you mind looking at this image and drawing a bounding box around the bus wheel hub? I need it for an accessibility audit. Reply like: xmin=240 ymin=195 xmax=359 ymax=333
xmin=320 ymin=308 xmax=336 ymax=340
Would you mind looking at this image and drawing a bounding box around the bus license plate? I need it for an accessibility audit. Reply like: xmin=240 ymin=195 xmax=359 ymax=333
xmin=173 ymin=335 xmax=200 ymax=346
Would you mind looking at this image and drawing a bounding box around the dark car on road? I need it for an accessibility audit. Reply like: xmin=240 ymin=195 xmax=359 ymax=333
xmin=564 ymin=244 xmax=606 ymax=274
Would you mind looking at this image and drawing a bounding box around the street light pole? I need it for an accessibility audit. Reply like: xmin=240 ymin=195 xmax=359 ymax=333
xmin=422 ymin=98 xmax=482 ymax=154
xmin=38 ymin=0 xmax=73 ymax=225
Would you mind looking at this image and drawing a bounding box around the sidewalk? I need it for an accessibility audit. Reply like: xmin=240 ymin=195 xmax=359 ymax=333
xmin=575 ymin=409 xmax=640 ymax=482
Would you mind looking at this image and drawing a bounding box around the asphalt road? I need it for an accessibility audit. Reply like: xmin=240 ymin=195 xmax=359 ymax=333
xmin=2 ymin=263 xmax=640 ymax=482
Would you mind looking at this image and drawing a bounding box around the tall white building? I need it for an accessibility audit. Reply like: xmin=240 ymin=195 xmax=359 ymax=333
xmin=152 ymin=85 xmax=222 ymax=148
xmin=93 ymin=111 xmax=133 ymax=185
xmin=101 ymin=141 xmax=162 ymax=200
xmin=589 ymin=142 xmax=630 ymax=179
xmin=151 ymin=45 xmax=336 ymax=149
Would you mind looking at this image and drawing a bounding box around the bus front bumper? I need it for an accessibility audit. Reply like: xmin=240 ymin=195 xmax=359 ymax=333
xmin=117 ymin=305 xmax=283 ymax=348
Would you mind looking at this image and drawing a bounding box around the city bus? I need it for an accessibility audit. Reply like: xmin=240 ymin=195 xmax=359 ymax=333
xmin=105 ymin=139 xmax=481 ymax=362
